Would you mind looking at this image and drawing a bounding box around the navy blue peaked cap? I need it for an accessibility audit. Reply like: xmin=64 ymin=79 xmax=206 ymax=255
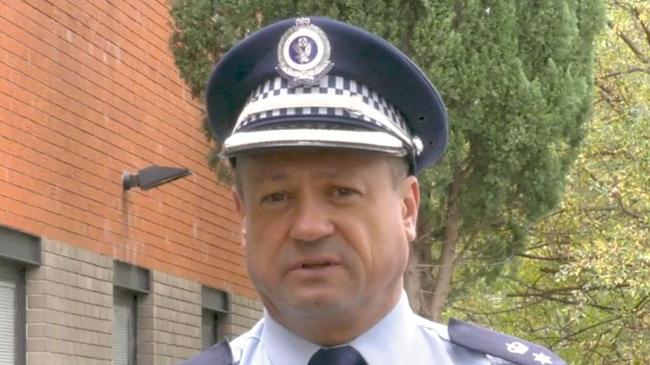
xmin=206 ymin=16 xmax=448 ymax=174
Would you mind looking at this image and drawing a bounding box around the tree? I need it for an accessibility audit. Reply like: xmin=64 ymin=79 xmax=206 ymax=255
xmin=406 ymin=0 xmax=605 ymax=320
xmin=169 ymin=0 xmax=604 ymax=335
xmin=448 ymin=1 xmax=649 ymax=363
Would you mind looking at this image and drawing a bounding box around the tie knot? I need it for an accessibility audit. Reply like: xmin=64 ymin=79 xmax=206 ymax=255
xmin=308 ymin=346 xmax=367 ymax=365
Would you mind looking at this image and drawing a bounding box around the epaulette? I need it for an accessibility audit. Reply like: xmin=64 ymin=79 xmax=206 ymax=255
xmin=448 ymin=319 xmax=566 ymax=365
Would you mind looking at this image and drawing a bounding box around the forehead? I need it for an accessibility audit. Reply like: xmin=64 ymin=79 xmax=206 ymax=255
xmin=235 ymin=148 xmax=392 ymax=181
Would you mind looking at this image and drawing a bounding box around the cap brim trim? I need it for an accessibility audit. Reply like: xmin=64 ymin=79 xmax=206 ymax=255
xmin=235 ymin=93 xmax=412 ymax=145
xmin=221 ymin=129 xmax=407 ymax=157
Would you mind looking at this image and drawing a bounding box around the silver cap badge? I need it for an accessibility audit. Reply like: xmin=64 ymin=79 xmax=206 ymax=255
xmin=276 ymin=18 xmax=334 ymax=87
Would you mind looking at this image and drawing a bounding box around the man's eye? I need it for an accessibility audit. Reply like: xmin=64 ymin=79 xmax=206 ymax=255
xmin=333 ymin=187 xmax=356 ymax=197
xmin=262 ymin=192 xmax=288 ymax=203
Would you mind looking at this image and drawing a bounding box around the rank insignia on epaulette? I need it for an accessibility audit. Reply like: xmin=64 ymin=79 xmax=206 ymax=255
xmin=276 ymin=17 xmax=334 ymax=87
xmin=448 ymin=319 xmax=567 ymax=365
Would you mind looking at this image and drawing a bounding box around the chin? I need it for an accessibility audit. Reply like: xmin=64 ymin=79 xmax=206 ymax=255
xmin=281 ymin=290 xmax=353 ymax=317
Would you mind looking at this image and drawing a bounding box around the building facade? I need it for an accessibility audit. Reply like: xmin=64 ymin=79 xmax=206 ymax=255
xmin=0 ymin=1 xmax=262 ymax=364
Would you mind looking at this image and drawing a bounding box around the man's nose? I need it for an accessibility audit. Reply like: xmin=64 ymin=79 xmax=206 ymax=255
xmin=288 ymin=196 xmax=334 ymax=242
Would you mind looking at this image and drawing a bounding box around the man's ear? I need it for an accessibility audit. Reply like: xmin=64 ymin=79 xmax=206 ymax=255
xmin=400 ymin=175 xmax=420 ymax=242
xmin=232 ymin=187 xmax=247 ymax=248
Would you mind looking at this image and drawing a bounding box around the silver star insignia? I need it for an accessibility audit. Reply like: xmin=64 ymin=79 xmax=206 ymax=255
xmin=532 ymin=352 xmax=553 ymax=365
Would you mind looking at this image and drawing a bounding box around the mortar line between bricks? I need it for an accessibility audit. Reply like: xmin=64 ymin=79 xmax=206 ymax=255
xmin=0 ymin=102 xmax=240 ymax=229
xmin=0 ymin=46 xmax=220 ymax=189
xmin=23 ymin=0 xmax=196 ymax=119
xmin=0 ymin=156 xmax=245 ymax=261
xmin=0 ymin=186 xmax=247 ymax=272
xmin=0 ymin=7 xmax=214 ymax=169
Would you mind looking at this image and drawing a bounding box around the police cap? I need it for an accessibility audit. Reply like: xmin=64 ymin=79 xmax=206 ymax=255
xmin=205 ymin=16 xmax=448 ymax=174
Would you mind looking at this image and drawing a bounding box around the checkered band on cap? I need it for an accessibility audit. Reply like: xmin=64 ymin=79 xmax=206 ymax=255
xmin=221 ymin=75 xmax=424 ymax=157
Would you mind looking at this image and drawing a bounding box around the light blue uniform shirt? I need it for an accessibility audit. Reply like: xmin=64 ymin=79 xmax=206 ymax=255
xmin=228 ymin=293 xmax=511 ymax=364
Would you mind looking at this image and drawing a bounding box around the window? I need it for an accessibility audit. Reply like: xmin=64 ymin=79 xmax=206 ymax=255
xmin=113 ymin=289 xmax=137 ymax=365
xmin=0 ymin=226 xmax=38 ymax=365
xmin=201 ymin=309 xmax=227 ymax=350
xmin=0 ymin=265 xmax=25 ymax=365
xmin=201 ymin=287 xmax=229 ymax=349
xmin=112 ymin=261 xmax=149 ymax=365
xmin=0 ymin=269 xmax=17 ymax=365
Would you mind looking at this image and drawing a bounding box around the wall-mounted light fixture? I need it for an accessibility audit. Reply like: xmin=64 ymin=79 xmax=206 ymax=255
xmin=122 ymin=165 xmax=192 ymax=191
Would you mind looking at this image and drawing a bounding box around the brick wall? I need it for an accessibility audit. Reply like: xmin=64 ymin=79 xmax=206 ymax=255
xmin=138 ymin=271 xmax=202 ymax=365
xmin=0 ymin=0 xmax=254 ymax=299
xmin=26 ymin=239 xmax=113 ymax=365
xmin=230 ymin=294 xmax=265 ymax=337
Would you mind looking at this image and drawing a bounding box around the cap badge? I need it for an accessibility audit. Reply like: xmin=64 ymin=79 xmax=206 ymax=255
xmin=276 ymin=17 xmax=334 ymax=87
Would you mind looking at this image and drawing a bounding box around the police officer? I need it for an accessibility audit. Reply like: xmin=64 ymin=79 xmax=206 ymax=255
xmin=181 ymin=16 xmax=566 ymax=365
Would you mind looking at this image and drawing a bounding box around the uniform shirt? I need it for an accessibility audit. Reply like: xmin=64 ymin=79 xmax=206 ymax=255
xmin=228 ymin=292 xmax=513 ymax=365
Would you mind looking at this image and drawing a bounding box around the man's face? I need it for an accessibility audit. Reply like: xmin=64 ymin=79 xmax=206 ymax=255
xmin=233 ymin=149 xmax=419 ymax=325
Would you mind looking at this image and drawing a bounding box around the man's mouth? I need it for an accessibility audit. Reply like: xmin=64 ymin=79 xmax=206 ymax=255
xmin=301 ymin=262 xmax=333 ymax=269
xmin=291 ymin=257 xmax=341 ymax=271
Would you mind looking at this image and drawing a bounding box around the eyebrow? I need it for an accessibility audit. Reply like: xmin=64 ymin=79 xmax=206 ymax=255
xmin=268 ymin=172 xmax=287 ymax=182
xmin=317 ymin=169 xmax=354 ymax=179
xmin=258 ymin=169 xmax=355 ymax=182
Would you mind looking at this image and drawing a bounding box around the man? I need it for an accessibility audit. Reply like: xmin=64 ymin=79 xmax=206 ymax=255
xmin=182 ymin=16 xmax=566 ymax=365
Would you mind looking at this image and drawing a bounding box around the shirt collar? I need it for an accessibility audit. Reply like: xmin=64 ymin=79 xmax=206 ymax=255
xmin=349 ymin=292 xmax=416 ymax=364
xmin=262 ymin=309 xmax=320 ymax=365
xmin=261 ymin=292 xmax=416 ymax=365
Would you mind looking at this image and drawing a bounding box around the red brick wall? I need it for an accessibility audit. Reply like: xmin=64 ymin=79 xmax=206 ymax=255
xmin=0 ymin=1 xmax=255 ymax=297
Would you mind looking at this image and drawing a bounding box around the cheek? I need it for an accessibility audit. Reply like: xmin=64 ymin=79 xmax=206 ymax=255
xmin=243 ymin=214 xmax=287 ymax=267
xmin=373 ymin=204 xmax=410 ymax=267
xmin=352 ymin=205 xmax=406 ymax=263
xmin=244 ymin=228 xmax=282 ymax=290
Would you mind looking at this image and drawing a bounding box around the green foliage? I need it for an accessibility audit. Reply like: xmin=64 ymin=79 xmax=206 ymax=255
xmin=448 ymin=1 xmax=650 ymax=363
xmin=412 ymin=1 xmax=604 ymax=313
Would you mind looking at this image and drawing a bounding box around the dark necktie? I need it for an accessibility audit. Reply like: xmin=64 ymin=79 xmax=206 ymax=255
xmin=307 ymin=346 xmax=367 ymax=365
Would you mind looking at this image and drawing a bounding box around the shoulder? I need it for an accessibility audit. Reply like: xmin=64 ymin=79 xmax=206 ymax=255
xmin=414 ymin=315 xmax=566 ymax=365
xmin=177 ymin=340 xmax=233 ymax=365
xmin=229 ymin=318 xmax=264 ymax=362
xmin=178 ymin=319 xmax=264 ymax=365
